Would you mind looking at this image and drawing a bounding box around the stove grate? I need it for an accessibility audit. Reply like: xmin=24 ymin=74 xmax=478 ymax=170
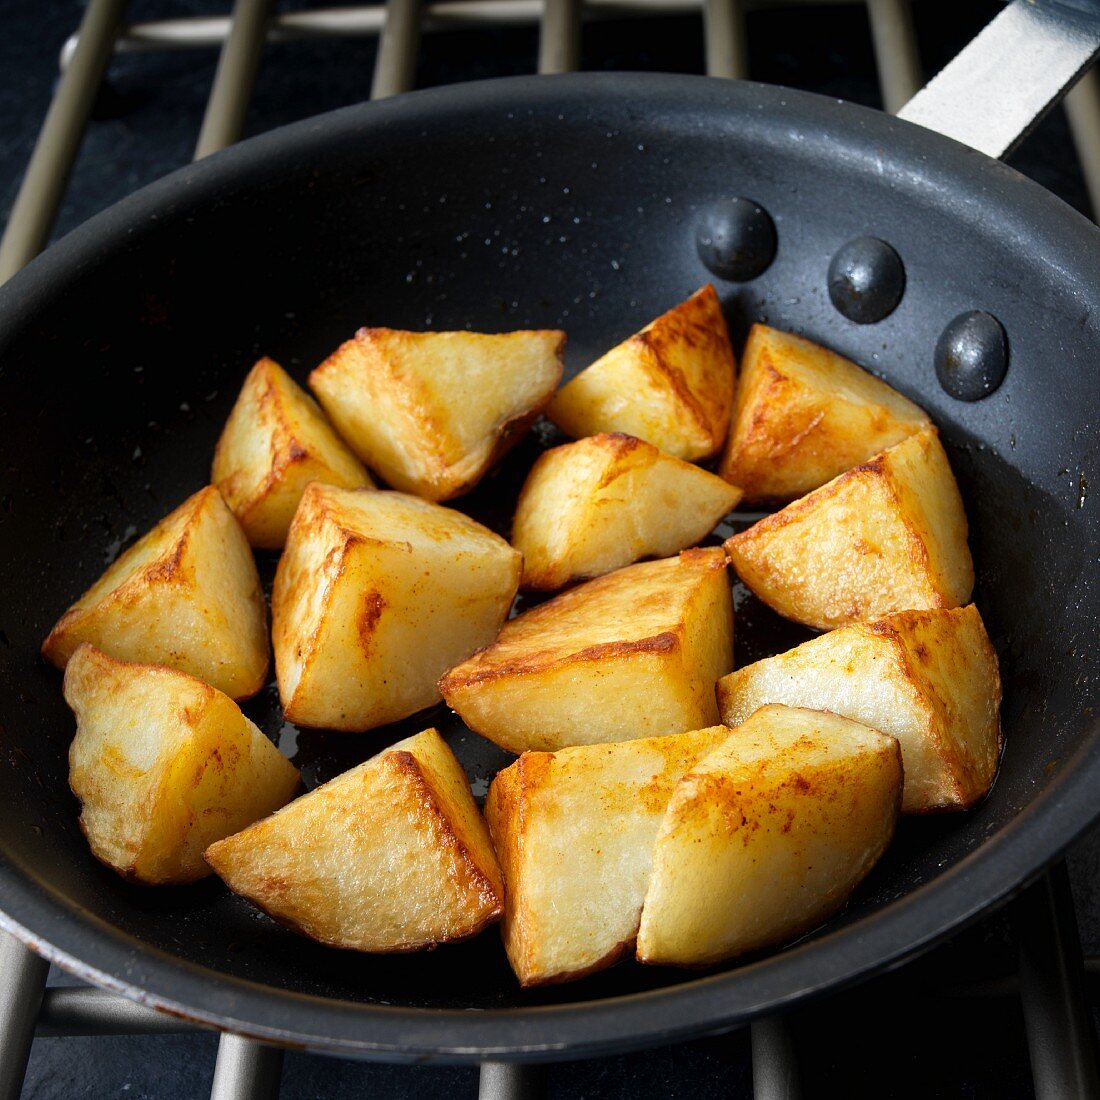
xmin=0 ymin=3 xmax=1097 ymax=1098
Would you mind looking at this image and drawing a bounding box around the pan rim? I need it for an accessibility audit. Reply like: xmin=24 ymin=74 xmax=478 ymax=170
xmin=1 ymin=71 xmax=1097 ymax=1060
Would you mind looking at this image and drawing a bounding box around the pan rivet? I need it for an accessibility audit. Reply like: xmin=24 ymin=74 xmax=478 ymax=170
xmin=695 ymin=198 xmax=777 ymax=282
xmin=935 ymin=311 xmax=1008 ymax=401
xmin=828 ymin=236 xmax=904 ymax=324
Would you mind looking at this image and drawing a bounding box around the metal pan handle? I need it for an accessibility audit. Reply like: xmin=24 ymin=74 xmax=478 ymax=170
xmin=898 ymin=0 xmax=1100 ymax=159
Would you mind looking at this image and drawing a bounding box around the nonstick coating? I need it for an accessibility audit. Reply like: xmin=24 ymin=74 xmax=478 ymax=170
xmin=0 ymin=74 xmax=1097 ymax=1061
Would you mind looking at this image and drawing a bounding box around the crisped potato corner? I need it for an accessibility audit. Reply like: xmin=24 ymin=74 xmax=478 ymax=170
xmin=718 ymin=324 xmax=931 ymax=502
xmin=725 ymin=427 xmax=972 ymax=630
xmin=440 ymin=548 xmax=734 ymax=753
xmin=273 ymin=484 xmax=521 ymax=731
xmin=212 ymin=356 xmax=373 ymax=549
xmin=485 ymin=726 xmax=729 ymax=985
xmin=546 ymin=284 xmax=736 ymax=461
xmin=512 ymin=432 xmax=742 ymax=590
xmin=65 ymin=645 xmax=298 ymax=885
xmin=637 ymin=705 xmax=901 ymax=967
xmin=310 ymin=327 xmax=564 ymax=501
xmin=205 ymin=728 xmax=503 ymax=952
xmin=717 ymin=604 xmax=1002 ymax=811
xmin=42 ymin=486 xmax=269 ymax=699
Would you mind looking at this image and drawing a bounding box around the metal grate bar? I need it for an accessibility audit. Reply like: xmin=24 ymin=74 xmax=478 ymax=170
xmin=60 ymin=0 xmax=881 ymax=68
xmin=0 ymin=935 xmax=50 ymax=1100
xmin=538 ymin=0 xmax=582 ymax=74
xmin=209 ymin=1034 xmax=284 ymax=1100
xmin=1063 ymin=68 xmax=1100 ymax=220
xmin=751 ymin=1016 xmax=802 ymax=1100
xmin=1015 ymin=863 xmax=1100 ymax=1099
xmin=479 ymin=1062 xmax=546 ymax=1099
xmin=34 ymin=987 xmax=200 ymax=1038
xmin=702 ymin=0 xmax=747 ymax=79
xmin=195 ymin=0 xmax=276 ymax=158
xmin=865 ymin=0 xmax=920 ymax=113
xmin=0 ymin=0 xmax=129 ymax=282
xmin=372 ymin=0 xmax=425 ymax=98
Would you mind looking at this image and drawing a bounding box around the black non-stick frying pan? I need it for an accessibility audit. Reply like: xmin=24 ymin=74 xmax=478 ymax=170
xmin=0 ymin=0 xmax=1097 ymax=1064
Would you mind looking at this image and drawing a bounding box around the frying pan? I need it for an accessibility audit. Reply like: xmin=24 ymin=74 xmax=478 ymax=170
xmin=0 ymin=0 xmax=1097 ymax=1064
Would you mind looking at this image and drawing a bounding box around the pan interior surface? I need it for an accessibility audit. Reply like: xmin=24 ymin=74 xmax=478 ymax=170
xmin=0 ymin=74 xmax=1096 ymax=1058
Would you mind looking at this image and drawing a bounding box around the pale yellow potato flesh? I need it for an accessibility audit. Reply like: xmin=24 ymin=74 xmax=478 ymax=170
xmin=273 ymin=484 xmax=521 ymax=731
xmin=64 ymin=645 xmax=299 ymax=885
xmin=310 ymin=327 xmax=564 ymax=501
xmin=485 ymin=726 xmax=730 ymax=985
xmin=718 ymin=324 xmax=931 ymax=503
xmin=42 ymin=485 xmax=269 ymax=699
xmin=637 ymin=704 xmax=901 ymax=967
xmin=717 ymin=604 xmax=1002 ymax=812
xmin=212 ymin=356 xmax=373 ymax=549
xmin=546 ymin=284 xmax=736 ymax=461
xmin=512 ymin=432 xmax=743 ymax=590
xmin=205 ymin=728 xmax=503 ymax=952
xmin=439 ymin=548 xmax=734 ymax=753
xmin=725 ymin=427 xmax=973 ymax=630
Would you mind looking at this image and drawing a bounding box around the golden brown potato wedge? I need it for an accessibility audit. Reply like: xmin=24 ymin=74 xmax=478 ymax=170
xmin=512 ymin=432 xmax=742 ymax=590
xmin=273 ymin=484 xmax=521 ymax=731
xmin=485 ymin=726 xmax=730 ymax=985
xmin=546 ymin=285 xmax=736 ymax=461
xmin=637 ymin=705 xmax=901 ymax=967
xmin=310 ymin=327 xmax=564 ymax=501
xmin=716 ymin=604 xmax=1002 ymax=812
xmin=440 ymin=548 xmax=733 ymax=753
xmin=724 ymin=427 xmax=973 ymax=630
xmin=65 ymin=645 xmax=299 ymax=885
xmin=718 ymin=324 xmax=931 ymax=503
xmin=212 ymin=356 xmax=373 ymax=549
xmin=205 ymin=728 xmax=503 ymax=952
xmin=42 ymin=486 xmax=268 ymax=699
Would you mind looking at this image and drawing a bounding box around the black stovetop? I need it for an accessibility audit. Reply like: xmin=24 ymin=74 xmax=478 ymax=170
xmin=2 ymin=2 xmax=1097 ymax=1096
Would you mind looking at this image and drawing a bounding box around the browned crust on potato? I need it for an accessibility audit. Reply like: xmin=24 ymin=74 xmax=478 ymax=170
xmin=205 ymin=749 xmax=501 ymax=952
xmin=206 ymin=885 xmax=499 ymax=955
xmin=486 ymin=752 xmax=638 ymax=986
xmin=723 ymin=445 xmax=947 ymax=628
xmin=718 ymin=324 xmax=931 ymax=503
xmin=213 ymin=359 xmax=337 ymax=537
xmin=41 ymin=490 xmax=211 ymax=666
xmin=516 ymin=935 xmax=636 ymax=987
xmin=724 ymin=458 xmax=880 ymax=556
xmin=385 ymin=751 xmax=504 ymax=922
xmin=442 ymin=548 xmax=725 ymax=690
xmin=439 ymin=630 xmax=681 ymax=691
xmin=357 ymin=590 xmax=388 ymax=651
xmin=863 ymin=609 xmax=999 ymax=811
xmin=314 ymin=329 xmax=564 ymax=502
xmin=635 ymin=285 xmax=733 ymax=452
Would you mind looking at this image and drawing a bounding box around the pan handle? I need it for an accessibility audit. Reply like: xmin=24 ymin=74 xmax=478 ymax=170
xmin=897 ymin=0 xmax=1100 ymax=160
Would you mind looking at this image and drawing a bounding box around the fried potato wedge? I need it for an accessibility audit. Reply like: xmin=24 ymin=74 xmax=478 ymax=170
xmin=718 ymin=324 xmax=931 ymax=503
xmin=273 ymin=484 xmax=520 ymax=731
xmin=205 ymin=728 xmax=503 ymax=952
xmin=42 ymin=486 xmax=268 ymax=699
xmin=724 ymin=427 xmax=972 ymax=630
xmin=65 ymin=645 xmax=298 ymax=885
xmin=637 ymin=705 xmax=901 ymax=967
xmin=485 ymin=726 xmax=729 ymax=985
xmin=310 ymin=327 xmax=564 ymax=501
xmin=716 ymin=605 xmax=1002 ymax=811
xmin=212 ymin=356 xmax=373 ymax=549
xmin=440 ymin=548 xmax=733 ymax=753
xmin=546 ymin=285 xmax=736 ymax=461
xmin=512 ymin=432 xmax=742 ymax=590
